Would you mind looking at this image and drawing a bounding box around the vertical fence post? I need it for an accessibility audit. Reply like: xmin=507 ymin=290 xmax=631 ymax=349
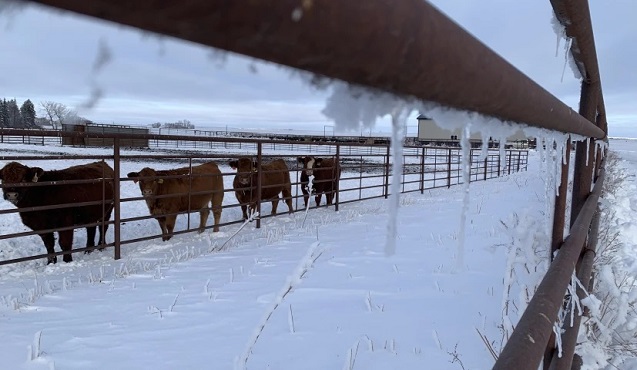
xmin=447 ymin=148 xmax=452 ymax=188
xmin=483 ymin=155 xmax=488 ymax=181
xmin=256 ymin=142 xmax=263 ymax=229
xmin=384 ymin=144 xmax=390 ymax=199
xmin=517 ymin=151 xmax=521 ymax=172
xmin=420 ymin=147 xmax=425 ymax=194
xmin=507 ymin=150 xmax=512 ymax=175
xmin=187 ymin=157 xmax=193 ymax=230
xmin=335 ymin=144 xmax=340 ymax=212
xmin=113 ymin=138 xmax=121 ymax=260
xmin=548 ymin=78 xmax=601 ymax=370
xmin=469 ymin=149 xmax=473 ymax=183
xmin=497 ymin=150 xmax=501 ymax=177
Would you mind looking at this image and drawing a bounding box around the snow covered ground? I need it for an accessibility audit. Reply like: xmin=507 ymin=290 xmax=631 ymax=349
xmin=1 ymin=138 xmax=633 ymax=370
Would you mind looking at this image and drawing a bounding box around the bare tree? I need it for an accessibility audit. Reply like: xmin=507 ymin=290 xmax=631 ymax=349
xmin=39 ymin=101 xmax=69 ymax=130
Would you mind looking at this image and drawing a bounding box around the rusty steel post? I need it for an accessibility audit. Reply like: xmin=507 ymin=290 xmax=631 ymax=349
xmin=113 ymin=138 xmax=121 ymax=260
xmin=187 ymin=157 xmax=193 ymax=230
xmin=447 ymin=149 xmax=452 ymax=188
xmin=384 ymin=145 xmax=390 ymax=199
xmin=420 ymin=147 xmax=425 ymax=193
xmin=256 ymin=143 xmax=262 ymax=228
xmin=335 ymin=144 xmax=340 ymax=212
xmin=551 ymin=138 xmax=572 ymax=257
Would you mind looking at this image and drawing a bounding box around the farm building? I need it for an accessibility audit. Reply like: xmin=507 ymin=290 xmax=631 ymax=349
xmin=62 ymin=123 xmax=149 ymax=148
xmin=416 ymin=114 xmax=529 ymax=147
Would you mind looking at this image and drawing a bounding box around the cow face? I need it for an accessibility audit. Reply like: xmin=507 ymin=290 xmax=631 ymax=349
xmin=0 ymin=162 xmax=44 ymax=205
xmin=297 ymin=156 xmax=321 ymax=176
xmin=127 ymin=168 xmax=162 ymax=197
xmin=231 ymin=158 xmax=257 ymax=186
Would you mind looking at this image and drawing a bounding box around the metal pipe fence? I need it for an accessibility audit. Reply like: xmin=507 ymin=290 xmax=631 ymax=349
xmin=17 ymin=1 xmax=609 ymax=368
xmin=0 ymin=133 xmax=527 ymax=266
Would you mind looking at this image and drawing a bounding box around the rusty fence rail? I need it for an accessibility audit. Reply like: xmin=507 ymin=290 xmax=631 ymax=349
xmin=0 ymin=134 xmax=527 ymax=266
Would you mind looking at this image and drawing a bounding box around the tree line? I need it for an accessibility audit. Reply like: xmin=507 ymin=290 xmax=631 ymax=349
xmin=1 ymin=98 xmax=197 ymax=130
xmin=0 ymin=99 xmax=90 ymax=130
xmin=0 ymin=98 xmax=36 ymax=128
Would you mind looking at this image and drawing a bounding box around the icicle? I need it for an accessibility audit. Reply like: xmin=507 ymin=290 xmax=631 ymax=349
xmin=385 ymin=105 xmax=408 ymax=256
xmin=478 ymin=129 xmax=490 ymax=161
xmin=455 ymin=122 xmax=472 ymax=272
xmin=499 ymin=133 xmax=507 ymax=173
xmin=561 ymin=38 xmax=572 ymax=83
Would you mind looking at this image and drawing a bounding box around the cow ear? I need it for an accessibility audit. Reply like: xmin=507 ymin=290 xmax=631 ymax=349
xmin=127 ymin=172 xmax=139 ymax=183
xmin=28 ymin=167 xmax=44 ymax=182
xmin=229 ymin=160 xmax=238 ymax=170
xmin=157 ymin=178 xmax=164 ymax=184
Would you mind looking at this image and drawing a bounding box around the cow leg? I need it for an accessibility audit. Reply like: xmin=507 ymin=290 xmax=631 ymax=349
xmin=164 ymin=215 xmax=177 ymax=241
xmin=240 ymin=204 xmax=248 ymax=220
xmin=326 ymin=191 xmax=334 ymax=206
xmin=198 ymin=208 xmax=210 ymax=234
xmin=85 ymin=226 xmax=97 ymax=254
xmin=271 ymin=197 xmax=279 ymax=215
xmin=97 ymin=218 xmax=110 ymax=251
xmin=212 ymin=192 xmax=223 ymax=232
xmin=315 ymin=193 xmax=323 ymax=207
xmin=282 ymin=186 xmax=294 ymax=214
xmin=156 ymin=216 xmax=168 ymax=239
xmin=39 ymin=232 xmax=57 ymax=265
xmin=301 ymin=183 xmax=309 ymax=208
xmin=58 ymin=229 xmax=74 ymax=263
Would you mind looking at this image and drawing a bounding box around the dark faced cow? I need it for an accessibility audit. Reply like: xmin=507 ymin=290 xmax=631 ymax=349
xmin=0 ymin=161 xmax=114 ymax=264
xmin=297 ymin=156 xmax=341 ymax=207
xmin=229 ymin=157 xmax=293 ymax=220
xmin=127 ymin=161 xmax=224 ymax=241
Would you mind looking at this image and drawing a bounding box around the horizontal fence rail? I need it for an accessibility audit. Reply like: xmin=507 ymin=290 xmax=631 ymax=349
xmin=0 ymin=133 xmax=527 ymax=266
xmin=26 ymin=0 xmax=605 ymax=139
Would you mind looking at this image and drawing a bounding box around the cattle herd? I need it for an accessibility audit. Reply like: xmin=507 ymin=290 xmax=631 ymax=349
xmin=0 ymin=156 xmax=341 ymax=264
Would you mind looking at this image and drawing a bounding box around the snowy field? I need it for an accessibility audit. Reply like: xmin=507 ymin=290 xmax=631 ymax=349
xmin=0 ymin=138 xmax=628 ymax=370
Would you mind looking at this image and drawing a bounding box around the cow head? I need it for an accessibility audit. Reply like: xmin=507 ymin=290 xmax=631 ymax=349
xmin=0 ymin=162 xmax=44 ymax=205
xmin=230 ymin=158 xmax=257 ymax=186
xmin=297 ymin=156 xmax=322 ymax=176
xmin=127 ymin=168 xmax=162 ymax=197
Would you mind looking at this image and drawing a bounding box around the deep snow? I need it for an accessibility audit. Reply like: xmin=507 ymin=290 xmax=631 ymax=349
xmin=0 ymin=139 xmax=632 ymax=370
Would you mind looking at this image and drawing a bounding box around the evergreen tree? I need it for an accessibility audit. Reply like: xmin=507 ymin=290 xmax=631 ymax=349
xmin=6 ymin=99 xmax=21 ymax=128
xmin=19 ymin=99 xmax=36 ymax=128
xmin=0 ymin=99 xmax=8 ymax=128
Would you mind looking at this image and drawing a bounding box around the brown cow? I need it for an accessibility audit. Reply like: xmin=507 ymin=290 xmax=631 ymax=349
xmin=127 ymin=162 xmax=224 ymax=241
xmin=229 ymin=157 xmax=293 ymax=220
xmin=0 ymin=161 xmax=114 ymax=264
xmin=297 ymin=156 xmax=341 ymax=207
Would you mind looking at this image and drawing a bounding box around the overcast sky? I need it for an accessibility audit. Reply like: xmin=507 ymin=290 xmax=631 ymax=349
xmin=0 ymin=0 xmax=635 ymax=137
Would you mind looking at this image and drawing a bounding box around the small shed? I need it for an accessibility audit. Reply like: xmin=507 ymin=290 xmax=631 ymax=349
xmin=62 ymin=123 xmax=149 ymax=148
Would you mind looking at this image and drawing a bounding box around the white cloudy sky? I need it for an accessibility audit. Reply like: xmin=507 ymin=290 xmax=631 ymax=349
xmin=0 ymin=0 xmax=635 ymax=136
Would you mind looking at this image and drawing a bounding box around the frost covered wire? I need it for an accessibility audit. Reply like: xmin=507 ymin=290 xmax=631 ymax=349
xmin=219 ymin=211 xmax=260 ymax=251
xmin=235 ymin=241 xmax=324 ymax=370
